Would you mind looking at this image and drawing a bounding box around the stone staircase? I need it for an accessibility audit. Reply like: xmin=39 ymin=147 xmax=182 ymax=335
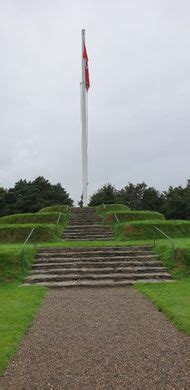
xmin=23 ymin=246 xmax=171 ymax=288
xmin=62 ymin=207 xmax=113 ymax=241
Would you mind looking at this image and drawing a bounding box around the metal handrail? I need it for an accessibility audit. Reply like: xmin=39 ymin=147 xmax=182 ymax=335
xmin=113 ymin=212 xmax=119 ymax=224
xmin=56 ymin=212 xmax=62 ymax=225
xmin=153 ymin=226 xmax=175 ymax=263
xmin=19 ymin=227 xmax=37 ymax=270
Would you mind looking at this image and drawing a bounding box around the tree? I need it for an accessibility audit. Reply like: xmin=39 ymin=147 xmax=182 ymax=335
xmin=118 ymin=182 xmax=147 ymax=209
xmin=161 ymin=185 xmax=190 ymax=220
xmin=141 ymin=187 xmax=164 ymax=211
xmin=0 ymin=177 xmax=73 ymax=216
xmin=88 ymin=184 xmax=118 ymax=206
xmin=0 ymin=187 xmax=8 ymax=216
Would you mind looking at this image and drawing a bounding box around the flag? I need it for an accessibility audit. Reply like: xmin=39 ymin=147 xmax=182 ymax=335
xmin=83 ymin=44 xmax=90 ymax=90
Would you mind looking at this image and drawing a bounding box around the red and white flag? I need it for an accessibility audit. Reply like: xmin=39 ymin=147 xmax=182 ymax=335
xmin=83 ymin=43 xmax=90 ymax=90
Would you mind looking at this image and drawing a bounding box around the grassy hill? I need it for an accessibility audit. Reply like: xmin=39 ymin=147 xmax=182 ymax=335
xmin=39 ymin=205 xmax=69 ymax=213
xmin=104 ymin=210 xmax=165 ymax=223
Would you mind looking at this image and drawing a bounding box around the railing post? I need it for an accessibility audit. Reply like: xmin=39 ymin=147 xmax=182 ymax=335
xmin=154 ymin=230 xmax=156 ymax=246
xmin=114 ymin=212 xmax=119 ymax=224
xmin=20 ymin=248 xmax=25 ymax=270
xmin=33 ymin=228 xmax=37 ymax=250
xmin=153 ymin=226 xmax=175 ymax=264
xmin=171 ymin=241 xmax=175 ymax=263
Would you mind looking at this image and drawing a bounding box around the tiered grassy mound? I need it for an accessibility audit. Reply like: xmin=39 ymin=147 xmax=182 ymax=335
xmin=114 ymin=220 xmax=190 ymax=240
xmin=0 ymin=246 xmax=35 ymax=281
xmin=0 ymin=212 xmax=63 ymax=225
xmin=97 ymin=204 xmax=130 ymax=216
xmin=39 ymin=204 xmax=69 ymax=213
xmin=0 ymin=224 xmax=57 ymax=243
xmin=0 ymin=210 xmax=69 ymax=243
xmin=104 ymin=210 xmax=165 ymax=224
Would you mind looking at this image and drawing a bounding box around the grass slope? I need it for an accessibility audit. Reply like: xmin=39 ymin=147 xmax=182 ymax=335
xmin=0 ymin=212 xmax=65 ymax=225
xmin=0 ymin=283 xmax=46 ymax=374
xmin=0 ymin=246 xmax=35 ymax=282
xmin=114 ymin=220 xmax=190 ymax=240
xmin=104 ymin=210 xmax=165 ymax=224
xmin=97 ymin=204 xmax=130 ymax=215
xmin=0 ymin=224 xmax=58 ymax=243
xmin=39 ymin=205 xmax=69 ymax=213
xmin=136 ymin=281 xmax=190 ymax=335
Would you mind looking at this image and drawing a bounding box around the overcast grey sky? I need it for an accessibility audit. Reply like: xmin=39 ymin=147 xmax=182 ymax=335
xmin=1 ymin=0 xmax=190 ymax=203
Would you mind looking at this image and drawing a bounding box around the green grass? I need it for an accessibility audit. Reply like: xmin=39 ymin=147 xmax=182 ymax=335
xmin=114 ymin=219 xmax=190 ymax=240
xmin=0 ymin=224 xmax=59 ymax=243
xmin=135 ymin=280 xmax=190 ymax=335
xmin=0 ymin=212 xmax=66 ymax=225
xmin=0 ymin=282 xmax=46 ymax=374
xmin=104 ymin=210 xmax=165 ymax=224
xmin=0 ymin=245 xmax=36 ymax=282
xmin=96 ymin=204 xmax=130 ymax=216
xmin=39 ymin=204 xmax=70 ymax=213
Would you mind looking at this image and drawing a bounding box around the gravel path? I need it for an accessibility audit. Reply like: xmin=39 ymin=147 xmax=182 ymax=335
xmin=0 ymin=288 xmax=189 ymax=390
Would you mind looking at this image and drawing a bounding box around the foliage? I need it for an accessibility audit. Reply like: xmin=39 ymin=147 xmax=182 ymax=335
xmin=161 ymin=185 xmax=190 ymax=220
xmin=135 ymin=280 xmax=190 ymax=335
xmin=0 ymin=177 xmax=73 ymax=216
xmin=118 ymin=182 xmax=164 ymax=211
xmin=89 ymin=181 xmax=190 ymax=220
xmin=0 ymin=282 xmax=46 ymax=374
xmin=88 ymin=183 xmax=119 ymax=206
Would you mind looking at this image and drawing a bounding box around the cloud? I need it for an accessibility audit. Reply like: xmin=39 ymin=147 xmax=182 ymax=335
xmin=0 ymin=0 xmax=190 ymax=203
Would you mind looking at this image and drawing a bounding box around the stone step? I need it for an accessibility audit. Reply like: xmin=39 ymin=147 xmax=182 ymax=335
xmin=22 ymin=279 xmax=173 ymax=288
xmin=62 ymin=238 xmax=113 ymax=241
xmin=62 ymin=232 xmax=113 ymax=236
xmin=30 ymin=266 xmax=167 ymax=275
xmin=36 ymin=255 xmax=159 ymax=263
xmin=25 ymin=272 xmax=171 ymax=283
xmin=38 ymin=246 xmax=152 ymax=253
xmin=63 ymin=229 xmax=112 ymax=233
xmin=62 ymin=235 xmax=113 ymax=239
xmin=66 ymin=225 xmax=103 ymax=228
xmin=32 ymin=260 xmax=162 ymax=269
xmin=37 ymin=251 xmax=155 ymax=258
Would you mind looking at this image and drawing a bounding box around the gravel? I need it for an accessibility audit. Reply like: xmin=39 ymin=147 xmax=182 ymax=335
xmin=0 ymin=288 xmax=189 ymax=389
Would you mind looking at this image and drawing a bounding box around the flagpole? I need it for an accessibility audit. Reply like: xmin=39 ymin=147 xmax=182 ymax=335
xmin=81 ymin=29 xmax=88 ymax=207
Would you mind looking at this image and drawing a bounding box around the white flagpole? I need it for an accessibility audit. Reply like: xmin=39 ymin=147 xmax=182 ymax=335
xmin=81 ymin=29 xmax=88 ymax=207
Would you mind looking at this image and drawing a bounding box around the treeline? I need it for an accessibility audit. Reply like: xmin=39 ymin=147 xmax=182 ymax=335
xmin=0 ymin=177 xmax=73 ymax=216
xmin=88 ymin=182 xmax=190 ymax=220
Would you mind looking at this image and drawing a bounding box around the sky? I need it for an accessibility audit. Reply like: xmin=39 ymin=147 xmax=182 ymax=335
xmin=0 ymin=0 xmax=190 ymax=204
